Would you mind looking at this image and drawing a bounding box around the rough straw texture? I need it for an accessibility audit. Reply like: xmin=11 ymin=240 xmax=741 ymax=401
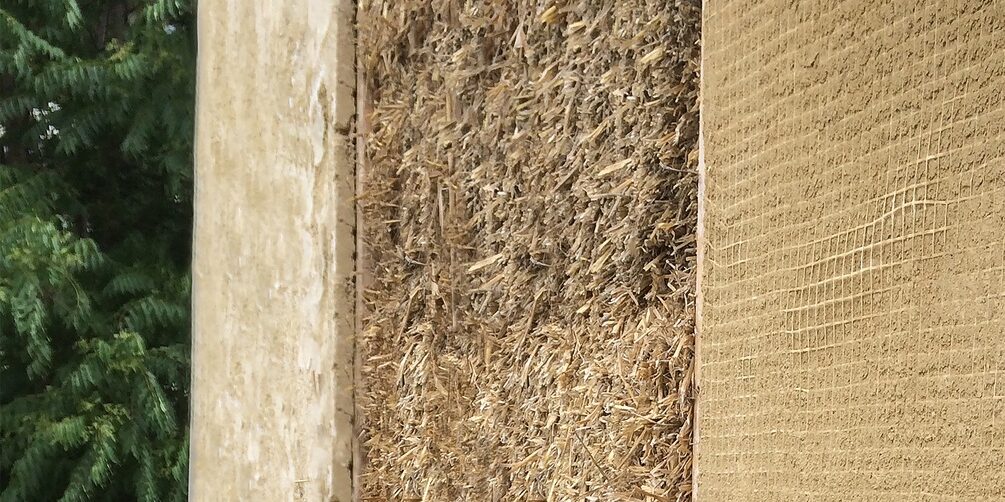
xmin=699 ymin=1 xmax=1005 ymax=500
xmin=358 ymin=1 xmax=701 ymax=499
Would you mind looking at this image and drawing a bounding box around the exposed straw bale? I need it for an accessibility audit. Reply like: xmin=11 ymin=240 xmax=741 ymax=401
xmin=358 ymin=1 xmax=701 ymax=499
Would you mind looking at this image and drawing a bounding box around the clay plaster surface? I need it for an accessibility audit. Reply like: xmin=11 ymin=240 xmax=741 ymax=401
xmin=699 ymin=1 xmax=1005 ymax=500
xmin=190 ymin=0 xmax=355 ymax=499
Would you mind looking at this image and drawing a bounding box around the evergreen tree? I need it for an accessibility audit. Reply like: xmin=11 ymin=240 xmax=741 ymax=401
xmin=0 ymin=1 xmax=194 ymax=500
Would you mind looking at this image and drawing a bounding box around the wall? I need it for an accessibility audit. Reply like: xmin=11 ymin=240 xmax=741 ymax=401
xmin=357 ymin=0 xmax=701 ymax=499
xmin=189 ymin=0 xmax=355 ymax=499
xmin=698 ymin=1 xmax=1005 ymax=500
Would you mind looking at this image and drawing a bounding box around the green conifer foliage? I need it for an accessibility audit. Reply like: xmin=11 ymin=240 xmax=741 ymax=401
xmin=0 ymin=1 xmax=194 ymax=500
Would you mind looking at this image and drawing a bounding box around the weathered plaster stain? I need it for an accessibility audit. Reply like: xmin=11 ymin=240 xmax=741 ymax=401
xmin=190 ymin=0 xmax=355 ymax=500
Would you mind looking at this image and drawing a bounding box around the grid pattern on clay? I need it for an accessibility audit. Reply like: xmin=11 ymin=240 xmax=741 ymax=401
xmin=698 ymin=1 xmax=1005 ymax=500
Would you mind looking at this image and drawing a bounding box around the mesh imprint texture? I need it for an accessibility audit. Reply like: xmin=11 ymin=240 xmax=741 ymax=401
xmin=699 ymin=1 xmax=1005 ymax=500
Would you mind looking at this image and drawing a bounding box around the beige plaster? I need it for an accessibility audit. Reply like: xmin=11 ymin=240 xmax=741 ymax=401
xmin=189 ymin=0 xmax=356 ymax=499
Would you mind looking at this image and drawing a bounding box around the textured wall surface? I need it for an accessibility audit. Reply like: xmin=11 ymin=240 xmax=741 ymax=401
xmin=357 ymin=1 xmax=700 ymax=500
xmin=189 ymin=1 xmax=355 ymax=499
xmin=698 ymin=1 xmax=1005 ymax=500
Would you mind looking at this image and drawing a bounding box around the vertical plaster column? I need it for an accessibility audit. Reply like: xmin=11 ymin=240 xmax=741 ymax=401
xmin=190 ymin=0 xmax=355 ymax=499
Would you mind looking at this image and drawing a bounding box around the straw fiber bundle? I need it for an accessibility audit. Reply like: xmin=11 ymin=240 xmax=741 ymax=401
xmin=358 ymin=1 xmax=700 ymax=500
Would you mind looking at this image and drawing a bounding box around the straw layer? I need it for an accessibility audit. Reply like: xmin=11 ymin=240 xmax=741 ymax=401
xmin=358 ymin=1 xmax=700 ymax=499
